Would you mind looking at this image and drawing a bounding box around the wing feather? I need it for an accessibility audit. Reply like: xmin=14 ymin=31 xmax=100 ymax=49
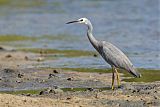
xmin=99 ymin=41 xmax=141 ymax=77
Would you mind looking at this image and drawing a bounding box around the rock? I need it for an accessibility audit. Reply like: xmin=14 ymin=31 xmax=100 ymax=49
xmin=132 ymin=90 xmax=136 ymax=93
xmin=37 ymin=57 xmax=44 ymax=62
xmin=41 ymin=80 xmax=46 ymax=83
xmin=53 ymin=69 xmax=59 ymax=73
xmin=67 ymin=77 xmax=74 ymax=81
xmin=24 ymin=56 xmax=29 ymax=60
xmin=53 ymin=85 xmax=59 ymax=89
xmin=5 ymin=54 xmax=12 ymax=58
xmin=154 ymin=96 xmax=158 ymax=99
xmin=154 ymin=91 xmax=157 ymax=93
xmin=93 ymin=54 xmax=98 ymax=57
xmin=87 ymin=88 xmax=94 ymax=91
xmin=0 ymin=46 xmax=5 ymax=50
xmin=52 ymin=88 xmax=63 ymax=94
xmin=3 ymin=68 xmax=16 ymax=73
xmin=39 ymin=88 xmax=51 ymax=95
xmin=39 ymin=88 xmax=63 ymax=95
xmin=39 ymin=91 xmax=48 ymax=95
xmin=67 ymin=78 xmax=72 ymax=81
xmin=48 ymin=73 xmax=56 ymax=79
xmin=26 ymin=93 xmax=30 ymax=96
xmin=66 ymin=97 xmax=71 ymax=100
xmin=18 ymin=73 xmax=24 ymax=78
xmin=22 ymin=93 xmax=31 ymax=96
xmin=16 ymin=80 xmax=22 ymax=83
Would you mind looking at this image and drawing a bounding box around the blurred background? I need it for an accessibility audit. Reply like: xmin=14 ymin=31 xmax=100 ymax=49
xmin=0 ymin=0 xmax=159 ymax=69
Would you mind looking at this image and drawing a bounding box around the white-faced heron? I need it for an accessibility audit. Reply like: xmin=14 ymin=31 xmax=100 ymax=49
xmin=66 ymin=18 xmax=141 ymax=90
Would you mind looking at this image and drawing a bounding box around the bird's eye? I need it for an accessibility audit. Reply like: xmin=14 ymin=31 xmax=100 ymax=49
xmin=80 ymin=19 xmax=83 ymax=21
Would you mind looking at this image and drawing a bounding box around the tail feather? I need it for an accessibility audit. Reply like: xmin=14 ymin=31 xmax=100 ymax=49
xmin=128 ymin=67 xmax=141 ymax=78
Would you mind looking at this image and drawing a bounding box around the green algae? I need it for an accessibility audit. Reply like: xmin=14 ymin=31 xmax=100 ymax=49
xmin=0 ymin=35 xmax=37 ymax=42
xmin=0 ymin=0 xmax=45 ymax=7
xmin=41 ymin=34 xmax=80 ymax=41
xmin=0 ymin=0 xmax=64 ymax=14
xmin=41 ymin=67 xmax=160 ymax=83
xmin=0 ymin=89 xmax=42 ymax=95
xmin=19 ymin=48 xmax=97 ymax=57
xmin=62 ymin=68 xmax=112 ymax=73
xmin=122 ymin=69 xmax=160 ymax=82
xmin=0 ymin=87 xmax=110 ymax=95
xmin=0 ymin=0 xmax=10 ymax=5
xmin=62 ymin=87 xmax=110 ymax=92
xmin=0 ymin=34 xmax=76 ymax=43
xmin=62 ymin=68 xmax=160 ymax=82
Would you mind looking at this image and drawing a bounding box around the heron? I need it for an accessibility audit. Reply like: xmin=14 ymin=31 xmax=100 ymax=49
xmin=66 ymin=18 xmax=141 ymax=90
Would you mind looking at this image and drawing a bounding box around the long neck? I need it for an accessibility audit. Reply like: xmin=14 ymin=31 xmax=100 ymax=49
xmin=87 ymin=21 xmax=99 ymax=49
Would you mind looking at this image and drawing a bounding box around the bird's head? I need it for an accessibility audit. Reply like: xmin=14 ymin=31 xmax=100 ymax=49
xmin=66 ymin=18 xmax=90 ymax=25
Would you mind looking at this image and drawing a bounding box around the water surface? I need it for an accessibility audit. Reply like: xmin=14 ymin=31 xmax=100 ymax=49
xmin=0 ymin=0 xmax=159 ymax=69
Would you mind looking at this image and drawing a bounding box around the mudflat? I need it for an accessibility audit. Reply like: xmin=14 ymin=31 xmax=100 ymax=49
xmin=0 ymin=47 xmax=159 ymax=107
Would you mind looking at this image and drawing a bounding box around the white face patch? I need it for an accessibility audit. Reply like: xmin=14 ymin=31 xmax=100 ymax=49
xmin=78 ymin=18 xmax=88 ymax=24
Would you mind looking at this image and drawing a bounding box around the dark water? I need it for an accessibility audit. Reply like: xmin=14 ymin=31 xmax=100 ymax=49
xmin=0 ymin=0 xmax=159 ymax=69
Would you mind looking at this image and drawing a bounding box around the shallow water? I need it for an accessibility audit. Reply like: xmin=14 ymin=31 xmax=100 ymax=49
xmin=0 ymin=0 xmax=159 ymax=69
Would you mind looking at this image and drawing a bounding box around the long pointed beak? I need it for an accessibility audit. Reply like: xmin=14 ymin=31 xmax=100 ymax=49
xmin=66 ymin=20 xmax=79 ymax=24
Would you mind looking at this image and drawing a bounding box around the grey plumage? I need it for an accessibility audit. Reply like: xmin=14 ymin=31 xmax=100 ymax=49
xmin=66 ymin=17 xmax=141 ymax=89
xmin=99 ymin=41 xmax=140 ymax=77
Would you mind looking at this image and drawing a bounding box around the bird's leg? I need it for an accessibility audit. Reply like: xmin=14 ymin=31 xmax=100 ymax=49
xmin=114 ymin=68 xmax=121 ymax=87
xmin=111 ymin=67 xmax=115 ymax=90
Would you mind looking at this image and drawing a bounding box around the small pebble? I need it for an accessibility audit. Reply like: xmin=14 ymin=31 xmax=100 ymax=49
xmin=53 ymin=69 xmax=59 ymax=73
xmin=132 ymin=90 xmax=136 ymax=93
xmin=4 ymin=68 xmax=16 ymax=73
xmin=39 ymin=80 xmax=46 ymax=83
xmin=37 ymin=57 xmax=44 ymax=62
xmin=18 ymin=73 xmax=24 ymax=78
xmin=154 ymin=96 xmax=158 ymax=99
xmin=24 ymin=56 xmax=29 ymax=60
xmin=52 ymin=88 xmax=63 ymax=94
xmin=5 ymin=54 xmax=12 ymax=58
xmin=66 ymin=97 xmax=71 ymax=100
xmin=0 ymin=46 xmax=5 ymax=50
xmin=23 ymin=99 xmax=27 ymax=102
xmin=87 ymin=88 xmax=94 ymax=91
xmin=26 ymin=93 xmax=31 ymax=96
xmin=67 ymin=77 xmax=73 ymax=81
xmin=16 ymin=80 xmax=22 ymax=83
xmin=53 ymin=85 xmax=59 ymax=89
xmin=39 ymin=88 xmax=51 ymax=95
xmin=93 ymin=54 xmax=98 ymax=57
xmin=137 ymin=89 xmax=140 ymax=92
xmin=48 ymin=73 xmax=55 ymax=79
xmin=39 ymin=91 xmax=46 ymax=95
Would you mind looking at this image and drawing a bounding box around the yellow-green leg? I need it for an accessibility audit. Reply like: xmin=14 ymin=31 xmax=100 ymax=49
xmin=114 ymin=68 xmax=121 ymax=87
xmin=111 ymin=67 xmax=115 ymax=90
